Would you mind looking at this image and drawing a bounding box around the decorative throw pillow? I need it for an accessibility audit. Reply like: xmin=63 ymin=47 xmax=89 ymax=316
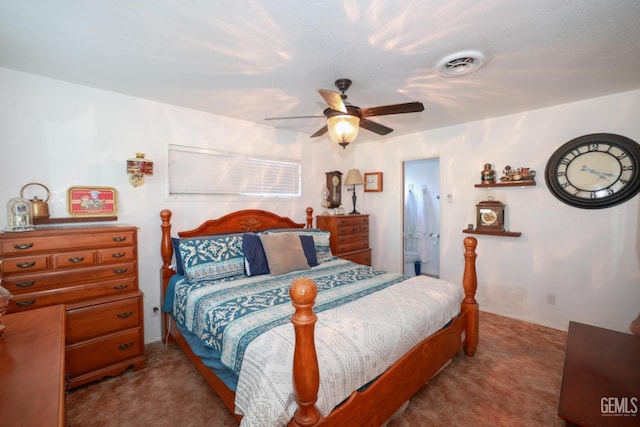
xmin=299 ymin=235 xmax=318 ymax=267
xmin=243 ymin=233 xmax=270 ymax=276
xmin=259 ymin=233 xmax=310 ymax=276
xmin=178 ymin=234 xmax=245 ymax=281
xmin=172 ymin=237 xmax=185 ymax=275
xmin=268 ymin=229 xmax=333 ymax=263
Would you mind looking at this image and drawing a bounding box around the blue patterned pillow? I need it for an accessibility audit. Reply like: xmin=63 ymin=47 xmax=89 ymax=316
xmin=267 ymin=229 xmax=333 ymax=263
xmin=178 ymin=234 xmax=245 ymax=282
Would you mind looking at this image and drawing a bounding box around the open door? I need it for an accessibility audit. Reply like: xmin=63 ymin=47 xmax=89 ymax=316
xmin=403 ymin=158 xmax=440 ymax=278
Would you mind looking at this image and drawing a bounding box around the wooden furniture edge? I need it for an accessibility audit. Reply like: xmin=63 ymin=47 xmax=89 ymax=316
xmin=159 ymin=209 xmax=479 ymax=426
xmin=289 ymin=236 xmax=478 ymax=426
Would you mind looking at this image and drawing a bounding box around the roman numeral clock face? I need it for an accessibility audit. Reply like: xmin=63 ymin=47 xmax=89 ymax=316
xmin=545 ymin=133 xmax=640 ymax=209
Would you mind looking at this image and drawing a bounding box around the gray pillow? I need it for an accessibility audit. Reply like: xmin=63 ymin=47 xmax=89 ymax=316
xmin=259 ymin=233 xmax=310 ymax=276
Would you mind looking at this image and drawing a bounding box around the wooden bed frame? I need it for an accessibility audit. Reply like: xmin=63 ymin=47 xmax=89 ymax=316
xmin=160 ymin=207 xmax=479 ymax=426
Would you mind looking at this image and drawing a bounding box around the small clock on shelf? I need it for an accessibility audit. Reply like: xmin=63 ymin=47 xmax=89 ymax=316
xmin=476 ymin=197 xmax=505 ymax=231
xmin=325 ymin=171 xmax=343 ymax=209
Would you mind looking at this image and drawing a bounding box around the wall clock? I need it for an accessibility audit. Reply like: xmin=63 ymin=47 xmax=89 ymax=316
xmin=476 ymin=198 xmax=505 ymax=231
xmin=545 ymin=133 xmax=640 ymax=209
xmin=325 ymin=171 xmax=342 ymax=208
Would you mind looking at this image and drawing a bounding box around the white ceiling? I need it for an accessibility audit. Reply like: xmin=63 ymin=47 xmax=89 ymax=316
xmin=2 ymin=0 xmax=640 ymax=141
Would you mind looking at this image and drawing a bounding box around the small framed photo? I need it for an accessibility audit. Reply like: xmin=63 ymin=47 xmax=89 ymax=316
xmin=364 ymin=172 xmax=383 ymax=192
xmin=67 ymin=186 xmax=118 ymax=216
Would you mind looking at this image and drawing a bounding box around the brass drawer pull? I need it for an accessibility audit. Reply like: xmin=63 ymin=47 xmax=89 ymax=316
xmin=118 ymin=342 xmax=134 ymax=351
xmin=13 ymin=243 xmax=34 ymax=250
xmin=16 ymin=299 xmax=36 ymax=307
xmin=113 ymin=284 xmax=128 ymax=290
xmin=117 ymin=311 xmax=133 ymax=319
xmin=15 ymin=280 xmax=36 ymax=288
xmin=111 ymin=252 xmax=126 ymax=259
xmin=16 ymin=261 xmax=36 ymax=269
xmin=112 ymin=236 xmax=127 ymax=242
xmin=113 ymin=268 xmax=128 ymax=274
xmin=68 ymin=256 xmax=85 ymax=263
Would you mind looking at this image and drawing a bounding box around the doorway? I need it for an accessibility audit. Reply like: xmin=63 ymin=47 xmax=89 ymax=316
xmin=403 ymin=158 xmax=440 ymax=278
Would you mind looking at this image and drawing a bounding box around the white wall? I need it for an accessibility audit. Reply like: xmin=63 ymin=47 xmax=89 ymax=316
xmin=0 ymin=67 xmax=352 ymax=343
xmin=2 ymin=67 xmax=638 ymax=338
xmin=354 ymin=89 xmax=640 ymax=333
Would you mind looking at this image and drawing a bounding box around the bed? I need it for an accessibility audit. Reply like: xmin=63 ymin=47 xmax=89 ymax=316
xmin=160 ymin=207 xmax=478 ymax=426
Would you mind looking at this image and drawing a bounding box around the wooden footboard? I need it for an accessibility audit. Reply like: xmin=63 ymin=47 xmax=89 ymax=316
xmin=289 ymin=236 xmax=478 ymax=426
xmin=160 ymin=208 xmax=478 ymax=426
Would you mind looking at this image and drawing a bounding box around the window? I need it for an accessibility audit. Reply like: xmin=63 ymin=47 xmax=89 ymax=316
xmin=168 ymin=144 xmax=301 ymax=198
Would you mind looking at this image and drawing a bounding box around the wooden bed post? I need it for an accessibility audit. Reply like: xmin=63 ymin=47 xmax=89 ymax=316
xmin=462 ymin=236 xmax=479 ymax=356
xmin=289 ymin=277 xmax=323 ymax=427
xmin=160 ymin=209 xmax=174 ymax=340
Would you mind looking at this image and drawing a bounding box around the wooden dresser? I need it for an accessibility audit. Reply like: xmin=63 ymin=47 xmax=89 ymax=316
xmin=316 ymin=214 xmax=371 ymax=265
xmin=0 ymin=224 xmax=146 ymax=388
xmin=0 ymin=305 xmax=66 ymax=427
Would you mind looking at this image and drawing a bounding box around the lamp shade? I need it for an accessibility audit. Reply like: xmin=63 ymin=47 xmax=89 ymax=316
xmin=327 ymin=114 xmax=360 ymax=148
xmin=344 ymin=169 xmax=364 ymax=186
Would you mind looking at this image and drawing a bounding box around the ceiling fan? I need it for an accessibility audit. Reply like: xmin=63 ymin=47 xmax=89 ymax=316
xmin=266 ymin=78 xmax=425 ymax=148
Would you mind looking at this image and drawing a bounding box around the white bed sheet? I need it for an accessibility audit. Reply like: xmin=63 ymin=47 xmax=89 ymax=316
xmin=234 ymin=275 xmax=464 ymax=426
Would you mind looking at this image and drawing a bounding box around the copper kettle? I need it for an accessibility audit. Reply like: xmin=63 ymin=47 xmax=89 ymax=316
xmin=20 ymin=182 xmax=50 ymax=219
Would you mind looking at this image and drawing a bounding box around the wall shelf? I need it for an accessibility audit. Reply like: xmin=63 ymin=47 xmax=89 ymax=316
xmin=463 ymin=229 xmax=521 ymax=238
xmin=475 ymin=181 xmax=536 ymax=188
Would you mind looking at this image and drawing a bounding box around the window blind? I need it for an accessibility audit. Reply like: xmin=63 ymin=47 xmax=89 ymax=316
xmin=168 ymin=144 xmax=301 ymax=198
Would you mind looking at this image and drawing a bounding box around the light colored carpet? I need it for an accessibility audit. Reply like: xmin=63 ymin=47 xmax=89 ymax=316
xmin=66 ymin=311 xmax=567 ymax=426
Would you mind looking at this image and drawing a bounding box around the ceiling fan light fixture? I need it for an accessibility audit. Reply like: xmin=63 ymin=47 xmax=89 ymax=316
xmin=327 ymin=114 xmax=360 ymax=148
xmin=436 ymin=50 xmax=487 ymax=78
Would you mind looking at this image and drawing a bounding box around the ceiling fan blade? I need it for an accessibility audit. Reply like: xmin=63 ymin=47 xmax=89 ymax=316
xmin=310 ymin=125 xmax=328 ymax=138
xmin=318 ymin=89 xmax=347 ymax=113
xmin=264 ymin=115 xmax=324 ymax=121
xmin=360 ymin=118 xmax=393 ymax=135
xmin=360 ymin=102 xmax=425 ymax=117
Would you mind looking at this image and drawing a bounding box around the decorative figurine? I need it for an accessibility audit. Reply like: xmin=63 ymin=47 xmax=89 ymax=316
xmin=321 ymin=187 xmax=330 ymax=215
xmin=481 ymin=163 xmax=496 ymax=184
xmin=500 ymin=166 xmax=536 ymax=182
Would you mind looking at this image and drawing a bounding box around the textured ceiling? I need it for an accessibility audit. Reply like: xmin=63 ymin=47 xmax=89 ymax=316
xmin=1 ymin=0 xmax=640 ymax=142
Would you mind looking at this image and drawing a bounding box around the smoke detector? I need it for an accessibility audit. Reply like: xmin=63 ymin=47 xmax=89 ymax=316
xmin=437 ymin=51 xmax=487 ymax=77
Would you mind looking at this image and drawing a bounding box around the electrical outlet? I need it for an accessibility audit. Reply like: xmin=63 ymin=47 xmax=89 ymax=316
xmin=151 ymin=306 xmax=160 ymax=317
xmin=546 ymin=294 xmax=556 ymax=305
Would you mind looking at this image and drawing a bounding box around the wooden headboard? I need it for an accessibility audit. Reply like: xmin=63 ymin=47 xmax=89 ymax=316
xmin=160 ymin=207 xmax=314 ymax=271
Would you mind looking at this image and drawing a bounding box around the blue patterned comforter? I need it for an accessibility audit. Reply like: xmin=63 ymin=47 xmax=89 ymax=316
xmin=170 ymin=257 xmax=407 ymax=374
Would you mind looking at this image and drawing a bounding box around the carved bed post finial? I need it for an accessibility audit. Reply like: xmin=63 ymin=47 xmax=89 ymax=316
xmin=160 ymin=209 xmax=173 ymax=341
xmin=160 ymin=209 xmax=173 ymax=269
xmin=462 ymin=236 xmax=479 ymax=356
xmin=305 ymin=207 xmax=314 ymax=228
xmin=290 ymin=277 xmax=322 ymax=427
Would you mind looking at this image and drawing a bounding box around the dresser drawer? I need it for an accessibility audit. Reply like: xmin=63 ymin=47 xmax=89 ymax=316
xmin=97 ymin=246 xmax=136 ymax=263
xmin=335 ymin=216 xmax=369 ymax=227
xmin=337 ymin=223 xmax=369 ymax=235
xmin=8 ymin=277 xmax=137 ymax=313
xmin=341 ymin=249 xmax=372 ymax=266
xmin=336 ymin=233 xmax=369 ymax=253
xmin=2 ymin=261 xmax=137 ymax=293
xmin=0 ymin=229 xmax=136 ymax=255
xmin=66 ymin=295 xmax=142 ymax=343
xmin=1 ymin=254 xmax=49 ymax=273
xmin=53 ymin=250 xmax=96 ymax=268
xmin=66 ymin=327 xmax=144 ymax=377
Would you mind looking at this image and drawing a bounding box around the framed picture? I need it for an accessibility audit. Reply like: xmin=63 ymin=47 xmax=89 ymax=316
xmin=67 ymin=186 xmax=119 ymax=216
xmin=364 ymin=172 xmax=383 ymax=192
